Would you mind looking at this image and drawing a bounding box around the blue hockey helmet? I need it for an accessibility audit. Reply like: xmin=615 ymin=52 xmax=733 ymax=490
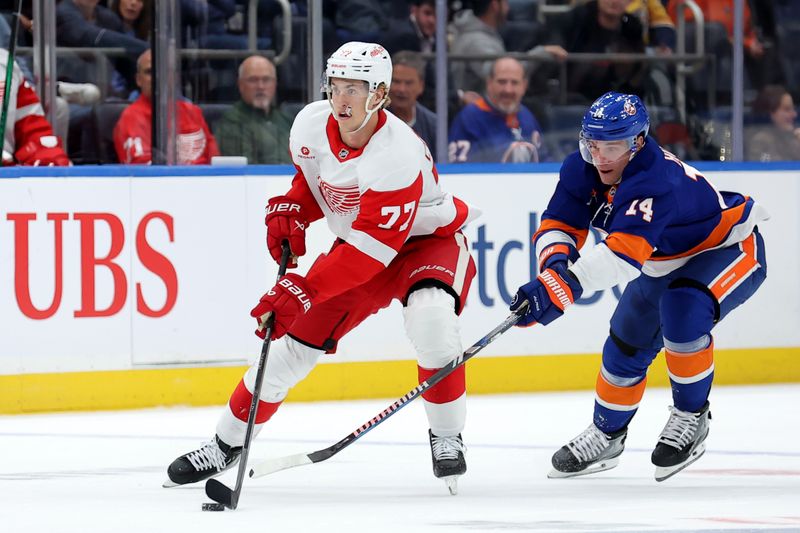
xmin=579 ymin=92 xmax=650 ymax=164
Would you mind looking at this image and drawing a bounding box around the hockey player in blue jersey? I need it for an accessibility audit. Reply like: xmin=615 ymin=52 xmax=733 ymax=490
xmin=510 ymin=92 xmax=769 ymax=481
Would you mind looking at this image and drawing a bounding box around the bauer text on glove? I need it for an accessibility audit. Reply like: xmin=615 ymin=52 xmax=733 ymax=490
xmin=265 ymin=196 xmax=309 ymax=268
xmin=250 ymin=274 xmax=314 ymax=340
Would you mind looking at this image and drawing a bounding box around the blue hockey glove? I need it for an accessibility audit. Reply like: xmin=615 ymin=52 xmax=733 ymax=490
xmin=510 ymin=263 xmax=583 ymax=327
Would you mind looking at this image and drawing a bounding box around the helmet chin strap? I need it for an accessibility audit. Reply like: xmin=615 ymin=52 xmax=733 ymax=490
xmin=350 ymin=93 xmax=387 ymax=133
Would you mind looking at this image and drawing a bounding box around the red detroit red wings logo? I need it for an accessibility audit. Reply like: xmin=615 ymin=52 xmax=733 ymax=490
xmin=370 ymin=46 xmax=385 ymax=57
xmin=318 ymin=178 xmax=360 ymax=215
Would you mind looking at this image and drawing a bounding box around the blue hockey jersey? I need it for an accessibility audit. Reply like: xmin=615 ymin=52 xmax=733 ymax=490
xmin=448 ymin=97 xmax=550 ymax=163
xmin=533 ymin=137 xmax=769 ymax=291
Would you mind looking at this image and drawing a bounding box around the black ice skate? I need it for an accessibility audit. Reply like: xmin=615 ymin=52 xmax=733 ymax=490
xmin=651 ymin=401 xmax=711 ymax=482
xmin=163 ymin=435 xmax=242 ymax=487
xmin=549 ymin=423 xmax=627 ymax=478
xmin=429 ymin=430 xmax=466 ymax=495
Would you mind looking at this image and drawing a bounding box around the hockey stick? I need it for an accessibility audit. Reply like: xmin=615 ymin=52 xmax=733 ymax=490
xmin=248 ymin=301 xmax=529 ymax=480
xmin=205 ymin=243 xmax=292 ymax=510
xmin=0 ymin=0 xmax=23 ymax=149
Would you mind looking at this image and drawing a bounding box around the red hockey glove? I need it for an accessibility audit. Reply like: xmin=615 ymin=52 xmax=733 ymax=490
xmin=250 ymin=274 xmax=314 ymax=340
xmin=265 ymin=196 xmax=309 ymax=268
xmin=538 ymin=241 xmax=580 ymax=272
xmin=510 ymin=263 xmax=583 ymax=327
xmin=14 ymin=136 xmax=70 ymax=166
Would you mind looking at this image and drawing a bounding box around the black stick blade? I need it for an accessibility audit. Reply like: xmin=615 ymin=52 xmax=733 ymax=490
xmin=205 ymin=478 xmax=237 ymax=509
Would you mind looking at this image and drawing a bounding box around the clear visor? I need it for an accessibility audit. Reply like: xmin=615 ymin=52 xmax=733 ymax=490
xmin=579 ymin=133 xmax=637 ymax=165
xmin=323 ymin=76 xmax=371 ymax=99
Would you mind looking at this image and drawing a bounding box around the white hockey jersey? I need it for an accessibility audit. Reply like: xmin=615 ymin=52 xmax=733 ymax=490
xmin=283 ymin=100 xmax=478 ymax=302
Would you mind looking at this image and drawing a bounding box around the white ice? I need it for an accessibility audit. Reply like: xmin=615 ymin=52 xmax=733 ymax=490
xmin=2 ymin=385 xmax=799 ymax=533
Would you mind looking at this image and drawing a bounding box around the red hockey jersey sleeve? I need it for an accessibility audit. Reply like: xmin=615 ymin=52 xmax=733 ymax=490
xmin=305 ymin=172 xmax=424 ymax=304
xmin=285 ymin=166 xmax=324 ymax=223
xmin=11 ymin=79 xmax=69 ymax=166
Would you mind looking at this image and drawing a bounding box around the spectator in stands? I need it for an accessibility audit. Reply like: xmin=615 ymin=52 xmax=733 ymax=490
xmin=56 ymin=0 xmax=148 ymax=95
xmin=546 ymin=0 xmax=647 ymax=103
xmin=0 ymin=49 xmax=70 ymax=166
xmin=180 ymin=0 xmax=272 ymax=100
xmin=383 ymin=0 xmax=459 ymax=114
xmin=668 ymin=0 xmax=783 ymax=89
xmin=333 ymin=0 xmax=389 ymax=42
xmin=747 ymin=85 xmax=800 ymax=162
xmin=448 ymin=57 xmax=549 ymax=163
xmin=384 ymin=0 xmax=437 ymax=54
xmin=181 ymin=0 xmax=270 ymax=50
xmin=387 ymin=51 xmax=437 ymax=152
xmin=113 ymin=49 xmax=220 ymax=165
xmin=450 ymin=0 xmax=509 ymax=97
xmin=110 ymin=0 xmax=151 ymax=41
xmin=213 ymin=55 xmax=292 ymax=165
xmin=668 ymin=0 xmax=761 ymax=57
xmin=626 ymin=0 xmax=676 ymax=54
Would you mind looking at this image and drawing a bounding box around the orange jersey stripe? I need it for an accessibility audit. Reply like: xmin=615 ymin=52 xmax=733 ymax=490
xmin=665 ymin=343 xmax=714 ymax=379
xmin=709 ymin=233 xmax=760 ymax=301
xmin=595 ymin=372 xmax=648 ymax=407
xmin=605 ymin=232 xmax=654 ymax=265
xmin=533 ymin=219 xmax=588 ymax=249
xmin=650 ymin=201 xmax=748 ymax=262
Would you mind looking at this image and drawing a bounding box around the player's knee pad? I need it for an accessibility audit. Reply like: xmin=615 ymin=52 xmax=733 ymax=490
xmin=601 ymin=332 xmax=657 ymax=380
xmin=243 ymin=335 xmax=323 ymax=403
xmin=660 ymin=285 xmax=715 ymax=349
xmin=403 ymin=287 xmax=462 ymax=369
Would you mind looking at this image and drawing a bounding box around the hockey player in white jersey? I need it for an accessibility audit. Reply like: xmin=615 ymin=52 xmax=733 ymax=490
xmin=166 ymin=42 xmax=479 ymax=495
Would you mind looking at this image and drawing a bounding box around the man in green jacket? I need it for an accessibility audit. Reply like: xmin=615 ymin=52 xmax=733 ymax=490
xmin=214 ymin=55 xmax=293 ymax=164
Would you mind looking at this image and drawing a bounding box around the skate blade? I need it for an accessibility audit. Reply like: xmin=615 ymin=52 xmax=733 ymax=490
xmin=654 ymin=442 xmax=706 ymax=482
xmin=442 ymin=475 xmax=459 ymax=495
xmin=547 ymin=456 xmax=620 ymax=479
xmin=162 ymin=478 xmax=178 ymax=488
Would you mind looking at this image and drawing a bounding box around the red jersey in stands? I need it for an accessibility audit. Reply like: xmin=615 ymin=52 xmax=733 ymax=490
xmin=113 ymin=95 xmax=220 ymax=164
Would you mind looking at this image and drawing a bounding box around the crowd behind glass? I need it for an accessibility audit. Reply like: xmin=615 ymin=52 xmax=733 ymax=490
xmin=2 ymin=0 xmax=798 ymax=165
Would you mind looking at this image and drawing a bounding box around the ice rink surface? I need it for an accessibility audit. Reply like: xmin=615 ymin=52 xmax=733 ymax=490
xmin=2 ymin=384 xmax=799 ymax=533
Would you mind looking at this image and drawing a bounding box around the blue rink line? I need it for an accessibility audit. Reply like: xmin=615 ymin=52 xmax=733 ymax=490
xmin=1 ymin=161 xmax=800 ymax=179
xmin=3 ymin=431 xmax=799 ymax=458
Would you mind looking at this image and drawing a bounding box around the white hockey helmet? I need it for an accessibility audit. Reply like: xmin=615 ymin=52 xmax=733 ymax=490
xmin=324 ymin=41 xmax=392 ymax=93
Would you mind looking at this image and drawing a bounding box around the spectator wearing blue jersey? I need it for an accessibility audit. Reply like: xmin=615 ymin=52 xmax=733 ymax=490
xmin=448 ymin=57 xmax=549 ymax=163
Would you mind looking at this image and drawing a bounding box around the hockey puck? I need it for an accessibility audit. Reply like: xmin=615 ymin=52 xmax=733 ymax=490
xmin=202 ymin=503 xmax=226 ymax=512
